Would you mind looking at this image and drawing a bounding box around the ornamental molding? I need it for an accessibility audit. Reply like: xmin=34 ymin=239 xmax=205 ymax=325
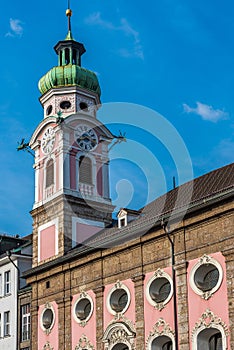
xmin=191 ymin=309 xmax=229 ymax=350
xmin=189 ymin=255 xmax=223 ymax=300
xmin=75 ymin=334 xmax=94 ymax=350
xmin=103 ymin=320 xmax=136 ymax=350
xmin=146 ymin=318 xmax=175 ymax=350
xmin=192 ymin=309 xmax=229 ymax=338
xmin=42 ymin=341 xmax=54 ymax=350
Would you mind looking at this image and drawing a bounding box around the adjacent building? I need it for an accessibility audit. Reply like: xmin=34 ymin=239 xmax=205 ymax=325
xmin=0 ymin=235 xmax=32 ymax=350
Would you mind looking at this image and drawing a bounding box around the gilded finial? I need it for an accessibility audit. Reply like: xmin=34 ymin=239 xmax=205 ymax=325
xmin=65 ymin=0 xmax=73 ymax=40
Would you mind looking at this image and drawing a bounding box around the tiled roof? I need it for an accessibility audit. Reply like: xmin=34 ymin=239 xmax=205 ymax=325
xmin=83 ymin=162 xmax=234 ymax=248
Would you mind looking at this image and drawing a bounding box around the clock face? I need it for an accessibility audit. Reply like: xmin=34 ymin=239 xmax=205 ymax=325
xmin=42 ymin=127 xmax=55 ymax=154
xmin=75 ymin=124 xmax=98 ymax=151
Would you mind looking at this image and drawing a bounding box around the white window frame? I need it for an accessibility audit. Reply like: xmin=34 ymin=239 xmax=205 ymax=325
xmin=190 ymin=255 xmax=223 ymax=300
xmin=4 ymin=271 xmax=11 ymax=296
xmin=4 ymin=311 xmax=10 ymax=337
xmin=0 ymin=274 xmax=2 ymax=297
xmin=21 ymin=304 xmax=30 ymax=341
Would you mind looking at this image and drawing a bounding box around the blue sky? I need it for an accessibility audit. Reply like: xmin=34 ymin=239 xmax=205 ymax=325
xmin=0 ymin=0 xmax=233 ymax=236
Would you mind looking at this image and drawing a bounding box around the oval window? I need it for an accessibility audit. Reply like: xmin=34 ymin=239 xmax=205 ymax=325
xmin=46 ymin=105 xmax=53 ymax=116
xmin=60 ymin=100 xmax=71 ymax=110
xmin=75 ymin=298 xmax=92 ymax=321
xmin=194 ymin=264 xmax=219 ymax=292
xmin=149 ymin=277 xmax=171 ymax=303
xmin=79 ymin=102 xmax=88 ymax=111
xmin=42 ymin=308 xmax=54 ymax=330
xmin=110 ymin=288 xmax=128 ymax=313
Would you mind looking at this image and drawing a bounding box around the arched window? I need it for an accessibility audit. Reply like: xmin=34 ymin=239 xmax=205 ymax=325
xmin=79 ymin=156 xmax=92 ymax=185
xmin=65 ymin=48 xmax=70 ymax=64
xmin=72 ymin=49 xmax=77 ymax=64
xmin=112 ymin=344 xmax=129 ymax=350
xmin=197 ymin=328 xmax=223 ymax=350
xmin=46 ymin=159 xmax=54 ymax=188
xmin=151 ymin=336 xmax=172 ymax=350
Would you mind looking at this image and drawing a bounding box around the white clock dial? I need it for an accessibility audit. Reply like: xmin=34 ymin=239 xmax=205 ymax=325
xmin=42 ymin=127 xmax=55 ymax=154
xmin=75 ymin=124 xmax=98 ymax=151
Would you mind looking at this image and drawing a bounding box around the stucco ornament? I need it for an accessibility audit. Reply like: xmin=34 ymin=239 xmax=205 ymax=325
xmin=42 ymin=341 xmax=54 ymax=350
xmin=191 ymin=309 xmax=229 ymax=350
xmin=103 ymin=320 xmax=136 ymax=350
xmin=146 ymin=318 xmax=175 ymax=350
xmin=75 ymin=334 xmax=94 ymax=350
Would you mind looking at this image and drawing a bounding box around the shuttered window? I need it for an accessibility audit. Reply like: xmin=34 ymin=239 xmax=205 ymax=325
xmin=46 ymin=159 xmax=54 ymax=188
xmin=79 ymin=156 xmax=92 ymax=184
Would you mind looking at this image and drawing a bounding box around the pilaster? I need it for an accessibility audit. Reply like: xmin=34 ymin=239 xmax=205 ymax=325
xmin=131 ymin=273 xmax=145 ymax=350
xmin=94 ymin=285 xmax=105 ymax=350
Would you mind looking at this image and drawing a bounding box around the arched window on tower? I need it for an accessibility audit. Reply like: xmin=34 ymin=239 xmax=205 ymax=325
xmin=197 ymin=328 xmax=223 ymax=350
xmin=46 ymin=159 xmax=54 ymax=188
xmin=65 ymin=48 xmax=70 ymax=65
xmin=79 ymin=156 xmax=92 ymax=185
xmin=72 ymin=49 xmax=77 ymax=64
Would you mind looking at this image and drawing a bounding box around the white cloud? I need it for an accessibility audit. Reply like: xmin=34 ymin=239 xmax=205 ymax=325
xmin=183 ymin=101 xmax=228 ymax=122
xmin=5 ymin=18 xmax=24 ymax=37
xmin=85 ymin=12 xmax=144 ymax=60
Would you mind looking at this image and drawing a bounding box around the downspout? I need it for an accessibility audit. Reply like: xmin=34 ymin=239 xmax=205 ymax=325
xmin=161 ymin=220 xmax=179 ymax=350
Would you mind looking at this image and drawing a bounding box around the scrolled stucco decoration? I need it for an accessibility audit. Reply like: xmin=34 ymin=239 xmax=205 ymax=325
xmin=192 ymin=309 xmax=229 ymax=338
xmin=75 ymin=334 xmax=94 ymax=350
xmin=43 ymin=341 xmax=54 ymax=350
xmin=146 ymin=318 xmax=175 ymax=350
xmin=103 ymin=321 xmax=136 ymax=350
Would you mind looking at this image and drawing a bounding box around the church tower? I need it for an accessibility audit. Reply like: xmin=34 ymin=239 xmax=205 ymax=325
xmin=30 ymin=7 xmax=114 ymax=267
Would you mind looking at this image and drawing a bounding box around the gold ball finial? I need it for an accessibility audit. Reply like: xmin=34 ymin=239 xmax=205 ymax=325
xmin=66 ymin=8 xmax=72 ymax=17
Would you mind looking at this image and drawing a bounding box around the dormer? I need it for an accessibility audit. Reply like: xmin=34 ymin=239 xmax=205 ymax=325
xmin=117 ymin=208 xmax=141 ymax=228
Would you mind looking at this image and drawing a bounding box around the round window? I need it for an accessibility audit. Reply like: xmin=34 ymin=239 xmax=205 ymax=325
xmin=60 ymin=100 xmax=71 ymax=110
xmin=190 ymin=255 xmax=223 ymax=299
xmin=110 ymin=288 xmax=128 ymax=313
xmin=79 ymin=102 xmax=88 ymax=111
xmin=149 ymin=277 xmax=171 ymax=303
xmin=194 ymin=264 xmax=219 ymax=292
xmin=146 ymin=269 xmax=173 ymax=310
xmin=46 ymin=105 xmax=53 ymax=116
xmin=75 ymin=298 xmax=91 ymax=321
xmin=42 ymin=308 xmax=54 ymax=330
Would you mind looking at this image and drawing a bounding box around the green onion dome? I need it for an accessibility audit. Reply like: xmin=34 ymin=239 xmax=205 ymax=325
xmin=38 ymin=64 xmax=101 ymax=97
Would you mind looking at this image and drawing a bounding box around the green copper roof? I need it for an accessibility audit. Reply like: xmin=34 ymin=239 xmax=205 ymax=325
xmin=38 ymin=64 xmax=101 ymax=97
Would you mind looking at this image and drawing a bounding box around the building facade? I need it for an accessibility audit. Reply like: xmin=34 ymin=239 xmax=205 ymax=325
xmin=0 ymin=235 xmax=32 ymax=350
xmin=23 ymin=6 xmax=234 ymax=350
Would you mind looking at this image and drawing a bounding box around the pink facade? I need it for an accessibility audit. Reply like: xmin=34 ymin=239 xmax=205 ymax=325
xmin=40 ymin=225 xmax=56 ymax=261
xmin=71 ymin=291 xmax=96 ymax=349
xmin=187 ymin=252 xmax=230 ymax=349
xmin=38 ymin=302 xmax=58 ymax=350
xmin=104 ymin=279 xmax=136 ymax=328
xmin=75 ymin=222 xmax=102 ymax=244
xmin=144 ymin=267 xmax=174 ymax=341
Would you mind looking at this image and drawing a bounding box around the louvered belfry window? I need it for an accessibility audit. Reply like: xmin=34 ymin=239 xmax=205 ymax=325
xmin=46 ymin=159 xmax=54 ymax=188
xmin=79 ymin=156 xmax=92 ymax=184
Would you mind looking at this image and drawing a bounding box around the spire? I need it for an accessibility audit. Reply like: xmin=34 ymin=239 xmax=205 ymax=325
xmin=65 ymin=1 xmax=73 ymax=40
